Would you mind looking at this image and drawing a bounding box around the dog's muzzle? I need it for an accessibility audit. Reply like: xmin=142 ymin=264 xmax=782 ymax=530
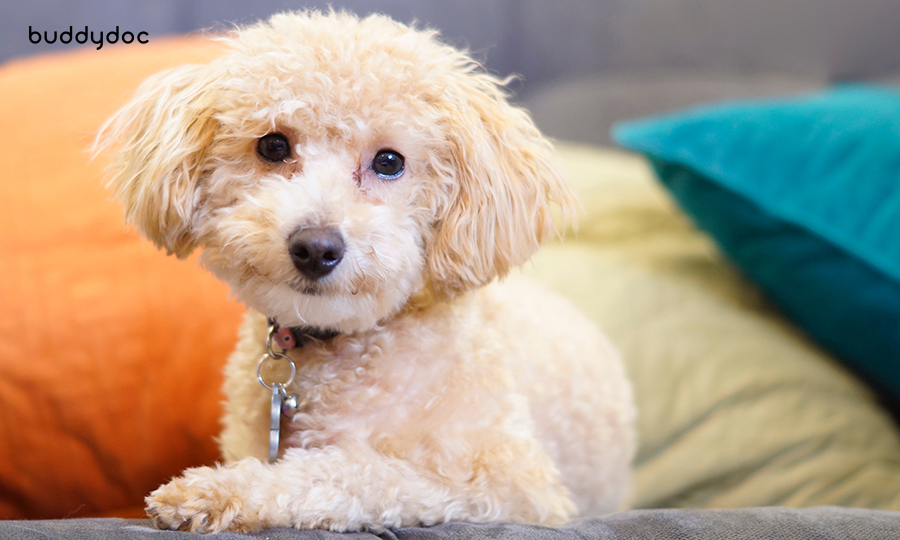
xmin=288 ymin=226 xmax=344 ymax=280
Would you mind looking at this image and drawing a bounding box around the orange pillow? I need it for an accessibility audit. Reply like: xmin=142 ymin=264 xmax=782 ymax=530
xmin=0 ymin=37 xmax=243 ymax=519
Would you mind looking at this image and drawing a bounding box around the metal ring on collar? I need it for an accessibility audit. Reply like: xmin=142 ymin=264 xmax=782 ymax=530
xmin=256 ymin=353 xmax=296 ymax=390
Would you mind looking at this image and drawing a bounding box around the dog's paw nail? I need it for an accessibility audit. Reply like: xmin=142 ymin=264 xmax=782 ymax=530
xmin=146 ymin=507 xmax=178 ymax=531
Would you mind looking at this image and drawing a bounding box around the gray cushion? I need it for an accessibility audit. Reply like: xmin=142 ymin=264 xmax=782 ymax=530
xmin=523 ymin=72 xmax=823 ymax=146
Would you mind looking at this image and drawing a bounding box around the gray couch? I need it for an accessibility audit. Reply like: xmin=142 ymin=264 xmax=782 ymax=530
xmin=4 ymin=507 xmax=900 ymax=540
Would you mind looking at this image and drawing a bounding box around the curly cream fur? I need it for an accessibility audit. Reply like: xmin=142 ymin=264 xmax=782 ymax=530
xmin=96 ymin=10 xmax=635 ymax=533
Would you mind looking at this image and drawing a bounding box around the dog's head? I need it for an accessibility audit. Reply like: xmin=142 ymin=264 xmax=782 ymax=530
xmin=97 ymin=11 xmax=577 ymax=333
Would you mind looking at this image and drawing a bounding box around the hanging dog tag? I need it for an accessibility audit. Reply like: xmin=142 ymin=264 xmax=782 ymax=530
xmin=258 ymin=324 xmax=299 ymax=463
xmin=269 ymin=384 xmax=283 ymax=463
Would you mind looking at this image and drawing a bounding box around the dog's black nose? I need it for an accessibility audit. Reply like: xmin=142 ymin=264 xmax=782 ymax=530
xmin=288 ymin=227 xmax=345 ymax=280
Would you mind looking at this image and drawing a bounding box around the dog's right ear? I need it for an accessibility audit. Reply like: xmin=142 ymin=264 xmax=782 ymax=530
xmin=94 ymin=64 xmax=219 ymax=258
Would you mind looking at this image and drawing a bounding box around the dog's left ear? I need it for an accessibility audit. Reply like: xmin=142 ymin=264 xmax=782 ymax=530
xmin=426 ymin=69 xmax=579 ymax=298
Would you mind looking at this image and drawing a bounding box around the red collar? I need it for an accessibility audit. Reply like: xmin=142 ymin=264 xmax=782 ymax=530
xmin=267 ymin=319 xmax=340 ymax=349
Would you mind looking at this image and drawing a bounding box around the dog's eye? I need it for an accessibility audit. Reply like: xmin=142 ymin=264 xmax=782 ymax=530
xmin=256 ymin=133 xmax=291 ymax=162
xmin=371 ymin=149 xmax=405 ymax=179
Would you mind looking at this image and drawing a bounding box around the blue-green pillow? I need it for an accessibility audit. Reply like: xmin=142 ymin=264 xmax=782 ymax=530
xmin=612 ymin=86 xmax=900 ymax=409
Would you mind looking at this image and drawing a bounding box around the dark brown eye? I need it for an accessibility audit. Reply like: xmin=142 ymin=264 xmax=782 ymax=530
xmin=372 ymin=149 xmax=404 ymax=179
xmin=256 ymin=133 xmax=291 ymax=162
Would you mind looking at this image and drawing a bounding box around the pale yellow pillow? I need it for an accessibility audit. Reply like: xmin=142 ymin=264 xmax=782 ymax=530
xmin=521 ymin=143 xmax=900 ymax=509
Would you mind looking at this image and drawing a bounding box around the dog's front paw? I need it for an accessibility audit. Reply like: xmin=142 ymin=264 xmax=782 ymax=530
xmin=146 ymin=461 xmax=263 ymax=533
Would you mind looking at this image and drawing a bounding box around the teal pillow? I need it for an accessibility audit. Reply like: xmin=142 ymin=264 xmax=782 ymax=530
xmin=612 ymin=86 xmax=900 ymax=410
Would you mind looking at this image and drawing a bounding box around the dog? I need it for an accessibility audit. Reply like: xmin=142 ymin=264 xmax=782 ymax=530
xmin=96 ymin=10 xmax=636 ymax=533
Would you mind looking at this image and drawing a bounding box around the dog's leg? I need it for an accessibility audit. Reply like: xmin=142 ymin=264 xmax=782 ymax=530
xmin=217 ymin=312 xmax=271 ymax=462
xmin=146 ymin=435 xmax=574 ymax=533
xmin=146 ymin=444 xmax=464 ymax=533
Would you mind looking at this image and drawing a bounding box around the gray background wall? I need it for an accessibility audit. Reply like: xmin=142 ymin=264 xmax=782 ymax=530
xmin=5 ymin=0 xmax=900 ymax=146
xmin=5 ymin=0 xmax=900 ymax=93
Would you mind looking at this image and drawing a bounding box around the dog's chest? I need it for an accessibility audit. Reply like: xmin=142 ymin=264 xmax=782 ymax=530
xmin=279 ymin=332 xmax=458 ymax=449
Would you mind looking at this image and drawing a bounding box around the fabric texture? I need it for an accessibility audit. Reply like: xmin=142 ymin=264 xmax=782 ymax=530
xmin=3 ymin=507 xmax=900 ymax=539
xmin=611 ymin=86 xmax=900 ymax=409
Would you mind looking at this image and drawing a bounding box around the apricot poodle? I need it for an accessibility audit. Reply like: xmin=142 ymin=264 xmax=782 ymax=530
xmin=97 ymin=10 xmax=636 ymax=533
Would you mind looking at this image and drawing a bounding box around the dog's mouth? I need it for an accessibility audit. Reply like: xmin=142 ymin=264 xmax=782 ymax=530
xmin=286 ymin=279 xmax=325 ymax=296
xmin=285 ymin=272 xmax=370 ymax=298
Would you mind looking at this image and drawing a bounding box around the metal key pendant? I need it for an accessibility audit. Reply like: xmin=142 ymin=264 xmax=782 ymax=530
xmin=269 ymin=384 xmax=283 ymax=463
